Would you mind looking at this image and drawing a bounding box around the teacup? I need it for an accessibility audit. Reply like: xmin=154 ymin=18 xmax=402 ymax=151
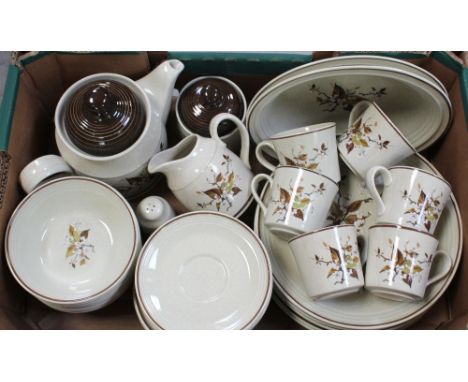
xmin=366 ymin=165 xmax=452 ymax=234
xmin=255 ymin=122 xmax=340 ymax=182
xmin=364 ymin=224 xmax=452 ymax=302
xmin=288 ymin=224 xmax=365 ymax=300
xmin=337 ymin=101 xmax=415 ymax=179
xmin=20 ymin=155 xmax=73 ymax=194
xmin=176 ymin=76 xmax=247 ymax=150
xmin=251 ymin=165 xmax=338 ymax=239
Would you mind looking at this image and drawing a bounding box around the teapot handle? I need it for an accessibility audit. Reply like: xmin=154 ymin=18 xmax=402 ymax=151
xmin=209 ymin=113 xmax=251 ymax=169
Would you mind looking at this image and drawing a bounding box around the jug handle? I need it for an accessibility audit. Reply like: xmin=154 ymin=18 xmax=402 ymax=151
xmin=209 ymin=113 xmax=251 ymax=169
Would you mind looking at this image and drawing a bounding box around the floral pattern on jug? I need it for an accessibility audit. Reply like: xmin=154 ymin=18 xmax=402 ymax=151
xmin=271 ymin=180 xmax=326 ymax=222
xmin=402 ymin=185 xmax=444 ymax=232
xmin=376 ymin=239 xmax=433 ymax=288
xmin=65 ymin=223 xmax=95 ymax=268
xmin=281 ymin=143 xmax=328 ymax=171
xmin=309 ymin=83 xmax=387 ymax=112
xmin=313 ymin=236 xmax=361 ymax=284
xmin=196 ymin=155 xmax=243 ymax=212
xmin=339 ymin=116 xmax=390 ymax=155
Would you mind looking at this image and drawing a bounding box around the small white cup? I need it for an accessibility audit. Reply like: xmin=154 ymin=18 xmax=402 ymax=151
xmin=255 ymin=122 xmax=340 ymax=182
xmin=289 ymin=224 xmax=365 ymax=300
xmin=338 ymin=101 xmax=415 ymax=179
xmin=19 ymin=155 xmax=73 ymax=194
xmin=366 ymin=165 xmax=451 ymax=234
xmin=364 ymin=224 xmax=452 ymax=302
xmin=251 ymin=165 xmax=338 ymax=239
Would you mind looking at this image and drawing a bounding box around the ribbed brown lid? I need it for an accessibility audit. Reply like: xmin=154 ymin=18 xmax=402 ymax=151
xmin=178 ymin=77 xmax=244 ymax=137
xmin=64 ymin=80 xmax=145 ymax=156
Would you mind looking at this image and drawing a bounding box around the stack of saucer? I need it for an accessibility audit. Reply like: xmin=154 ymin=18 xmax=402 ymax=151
xmin=134 ymin=211 xmax=273 ymax=329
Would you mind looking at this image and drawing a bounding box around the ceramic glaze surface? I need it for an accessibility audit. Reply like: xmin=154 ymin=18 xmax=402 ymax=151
xmin=289 ymin=225 xmax=364 ymax=300
xmin=365 ymin=225 xmax=452 ymax=301
xmin=366 ymin=166 xmax=451 ymax=234
xmin=177 ymin=77 xmax=244 ymax=137
xmin=249 ymin=55 xmax=448 ymax=109
xmin=135 ymin=212 xmax=272 ymax=329
xmin=148 ymin=113 xmax=253 ymax=217
xmin=55 ymin=60 xmax=184 ymax=198
xmin=338 ymin=101 xmax=414 ymax=178
xmin=254 ymin=154 xmax=462 ymax=329
xmin=6 ymin=177 xmax=141 ymax=303
xmin=255 ymin=122 xmax=340 ymax=182
xmin=252 ymin=166 xmax=338 ymax=239
xmin=247 ymin=66 xmax=451 ymax=151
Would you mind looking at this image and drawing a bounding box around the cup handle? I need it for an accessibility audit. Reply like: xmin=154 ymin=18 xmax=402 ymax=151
xmin=426 ymin=250 xmax=453 ymax=287
xmin=209 ymin=113 xmax=251 ymax=169
xmin=348 ymin=100 xmax=371 ymax=128
xmin=255 ymin=141 xmax=277 ymax=172
xmin=365 ymin=165 xmax=392 ymax=216
xmin=19 ymin=155 xmax=73 ymax=194
xmin=250 ymin=173 xmax=273 ymax=216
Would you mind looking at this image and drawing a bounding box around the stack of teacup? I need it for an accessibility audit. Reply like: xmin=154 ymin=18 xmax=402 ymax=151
xmin=252 ymin=100 xmax=453 ymax=302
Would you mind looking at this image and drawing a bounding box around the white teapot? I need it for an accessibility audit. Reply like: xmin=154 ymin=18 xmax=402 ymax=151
xmin=147 ymin=113 xmax=253 ymax=217
xmin=54 ymin=59 xmax=184 ymax=198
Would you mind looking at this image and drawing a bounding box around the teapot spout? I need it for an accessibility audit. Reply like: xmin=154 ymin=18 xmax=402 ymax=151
xmin=137 ymin=59 xmax=184 ymax=124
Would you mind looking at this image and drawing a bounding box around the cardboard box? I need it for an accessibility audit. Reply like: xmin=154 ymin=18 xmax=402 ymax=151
xmin=0 ymin=51 xmax=466 ymax=329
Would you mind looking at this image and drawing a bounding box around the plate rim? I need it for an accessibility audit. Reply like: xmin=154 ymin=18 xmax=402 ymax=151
xmin=4 ymin=176 xmax=141 ymax=305
xmin=135 ymin=210 xmax=273 ymax=330
xmin=247 ymin=64 xmax=452 ymax=151
xmin=249 ymin=55 xmax=447 ymax=108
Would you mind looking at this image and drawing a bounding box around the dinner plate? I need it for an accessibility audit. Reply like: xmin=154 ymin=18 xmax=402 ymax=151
xmin=249 ymin=55 xmax=447 ymax=108
xmin=135 ymin=211 xmax=273 ymax=329
xmin=247 ymin=66 xmax=451 ymax=152
xmin=254 ymin=153 xmax=462 ymax=329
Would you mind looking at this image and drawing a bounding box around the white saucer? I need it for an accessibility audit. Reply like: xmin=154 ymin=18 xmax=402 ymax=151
xmin=254 ymin=154 xmax=462 ymax=329
xmin=135 ymin=211 xmax=273 ymax=329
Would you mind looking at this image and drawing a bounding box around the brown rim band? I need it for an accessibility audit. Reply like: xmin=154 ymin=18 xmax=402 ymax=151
xmin=288 ymin=224 xmax=355 ymax=244
xmin=135 ymin=211 xmax=272 ymax=330
xmin=388 ymin=166 xmax=452 ymax=190
xmin=275 ymin=165 xmax=339 ymax=187
xmin=5 ymin=176 xmax=139 ymax=304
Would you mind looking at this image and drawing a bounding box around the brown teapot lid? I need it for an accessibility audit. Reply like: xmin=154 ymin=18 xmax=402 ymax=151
xmin=64 ymin=80 xmax=145 ymax=156
xmin=178 ymin=77 xmax=244 ymax=137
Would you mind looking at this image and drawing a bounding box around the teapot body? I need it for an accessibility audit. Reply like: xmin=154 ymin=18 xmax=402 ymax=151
xmin=54 ymin=60 xmax=183 ymax=199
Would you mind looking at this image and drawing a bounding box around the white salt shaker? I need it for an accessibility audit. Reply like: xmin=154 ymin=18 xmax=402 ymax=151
xmin=136 ymin=196 xmax=175 ymax=234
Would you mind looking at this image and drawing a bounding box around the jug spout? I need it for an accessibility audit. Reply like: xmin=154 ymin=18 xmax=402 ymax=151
xmin=137 ymin=59 xmax=184 ymax=124
xmin=148 ymin=134 xmax=217 ymax=192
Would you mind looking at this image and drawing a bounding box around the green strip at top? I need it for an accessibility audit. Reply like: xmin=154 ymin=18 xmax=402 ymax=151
xmin=0 ymin=64 xmax=21 ymax=150
xmin=168 ymin=52 xmax=313 ymax=75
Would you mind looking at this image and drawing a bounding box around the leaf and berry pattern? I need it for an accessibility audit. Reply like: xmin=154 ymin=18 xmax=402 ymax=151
xmin=313 ymin=236 xmax=361 ymax=284
xmin=402 ymin=185 xmax=444 ymax=232
xmin=327 ymin=183 xmax=373 ymax=231
xmin=339 ymin=116 xmax=390 ymax=155
xmin=65 ymin=224 xmax=95 ymax=268
xmin=271 ymin=180 xmax=326 ymax=223
xmin=309 ymin=83 xmax=386 ymax=112
xmin=376 ymin=239 xmax=432 ymax=288
xmin=281 ymin=143 xmax=328 ymax=172
xmin=196 ymin=155 xmax=242 ymax=212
